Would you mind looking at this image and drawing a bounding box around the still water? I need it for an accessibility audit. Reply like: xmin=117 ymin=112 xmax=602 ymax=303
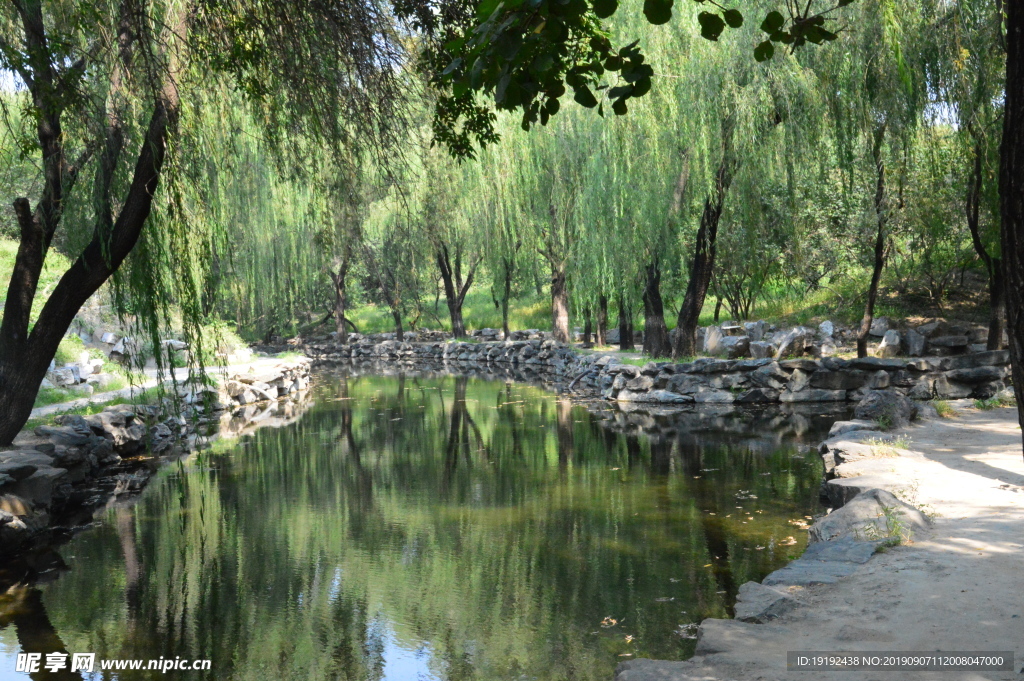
xmin=1 ymin=373 xmax=834 ymax=680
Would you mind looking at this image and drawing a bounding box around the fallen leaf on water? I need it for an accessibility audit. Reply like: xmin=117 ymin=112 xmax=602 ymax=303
xmin=668 ymin=578 xmax=682 ymax=583
xmin=703 ymin=564 xmax=712 ymax=568
xmin=601 ymin=617 xmax=618 ymax=627
xmin=624 ymin=635 xmax=634 ymax=643
xmin=654 ymin=597 xmax=675 ymax=602
xmin=780 ymin=536 xmax=797 ymax=546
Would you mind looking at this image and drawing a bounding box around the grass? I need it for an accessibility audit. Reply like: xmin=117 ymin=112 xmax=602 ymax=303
xmin=932 ymin=399 xmax=958 ymax=418
xmin=24 ymin=386 xmax=163 ymax=431
xmin=974 ymin=393 xmax=1017 ymax=410
xmin=1 ymin=237 xmax=71 ymax=328
xmin=617 ymin=355 xmax=676 ymax=367
xmin=271 ymin=351 xmax=306 ymax=360
xmin=864 ymin=434 xmax=912 ymax=457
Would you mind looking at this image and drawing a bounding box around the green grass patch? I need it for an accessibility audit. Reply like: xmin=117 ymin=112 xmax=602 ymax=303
xmin=932 ymin=399 xmax=958 ymax=418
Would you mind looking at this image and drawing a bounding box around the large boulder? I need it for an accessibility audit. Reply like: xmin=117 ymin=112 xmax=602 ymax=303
xmin=869 ymin=316 xmax=890 ymax=337
xmin=720 ymin=335 xmax=750 ymax=359
xmin=703 ymin=325 xmax=725 ymax=356
xmin=774 ymin=327 xmax=814 ymax=359
xmin=905 ymin=328 xmax=927 ymax=356
xmin=809 ymin=489 xmax=929 ymax=543
xmin=818 ymin=320 xmax=835 ymax=338
xmin=876 ymin=329 xmax=902 ymax=358
xmin=853 ymin=390 xmax=918 ymax=429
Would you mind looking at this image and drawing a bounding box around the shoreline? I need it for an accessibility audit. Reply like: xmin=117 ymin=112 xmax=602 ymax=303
xmin=617 ymin=403 xmax=1024 ymax=681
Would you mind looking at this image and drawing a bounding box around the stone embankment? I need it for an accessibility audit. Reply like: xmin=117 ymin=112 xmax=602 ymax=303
xmin=0 ymin=359 xmax=311 ymax=561
xmin=305 ymin=338 xmax=1012 ymax=405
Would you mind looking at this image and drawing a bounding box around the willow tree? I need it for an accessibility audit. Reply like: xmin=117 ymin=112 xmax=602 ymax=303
xmin=0 ymin=0 xmax=407 ymax=443
xmin=924 ymin=0 xmax=1005 ymax=348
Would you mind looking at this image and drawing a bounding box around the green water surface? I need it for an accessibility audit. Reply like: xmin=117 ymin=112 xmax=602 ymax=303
xmin=0 ymin=373 xmax=832 ymax=681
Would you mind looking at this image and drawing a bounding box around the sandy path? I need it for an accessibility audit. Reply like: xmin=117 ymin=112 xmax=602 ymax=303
xmin=618 ymin=406 xmax=1024 ymax=681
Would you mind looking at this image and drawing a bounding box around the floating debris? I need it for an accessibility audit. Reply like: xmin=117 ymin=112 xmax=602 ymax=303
xmin=601 ymin=617 xmax=618 ymax=628
xmin=675 ymin=623 xmax=699 ymax=639
xmin=654 ymin=597 xmax=675 ymax=602
xmin=780 ymin=536 xmax=798 ymax=546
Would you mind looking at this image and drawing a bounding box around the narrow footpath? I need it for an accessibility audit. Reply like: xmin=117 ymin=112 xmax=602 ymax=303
xmin=618 ymin=406 xmax=1024 ymax=681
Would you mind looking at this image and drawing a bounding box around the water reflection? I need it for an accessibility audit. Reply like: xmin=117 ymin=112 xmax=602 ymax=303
xmin=1 ymin=373 xmax=834 ymax=680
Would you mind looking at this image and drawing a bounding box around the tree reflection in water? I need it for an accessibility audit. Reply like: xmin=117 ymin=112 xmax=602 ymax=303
xmin=1 ymin=373 xmax=834 ymax=681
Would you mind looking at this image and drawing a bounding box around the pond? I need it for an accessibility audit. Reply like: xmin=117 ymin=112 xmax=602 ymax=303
xmin=0 ymin=372 xmax=837 ymax=681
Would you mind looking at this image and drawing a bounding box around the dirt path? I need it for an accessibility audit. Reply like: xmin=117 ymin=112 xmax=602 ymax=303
xmin=618 ymin=406 xmax=1024 ymax=681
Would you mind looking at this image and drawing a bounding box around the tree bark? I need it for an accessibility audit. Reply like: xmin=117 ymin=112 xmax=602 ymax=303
xmin=501 ymin=256 xmax=513 ymax=339
xmin=597 ymin=294 xmax=608 ymax=346
xmin=0 ymin=95 xmax=176 ymax=445
xmin=437 ymin=245 xmax=478 ymax=339
xmin=642 ymin=260 xmax=671 ymax=358
xmin=330 ymin=258 xmax=350 ymax=343
xmin=966 ymin=135 xmax=1005 ymax=350
xmin=582 ymin=306 xmax=593 ymax=348
xmin=672 ymin=158 xmax=733 ymax=359
xmin=856 ymin=124 xmax=888 ymax=359
xmin=550 ymin=266 xmax=570 ymax=343
xmin=617 ymin=296 xmax=633 ymax=351
xmin=999 ymin=1 xmax=1024 ymax=452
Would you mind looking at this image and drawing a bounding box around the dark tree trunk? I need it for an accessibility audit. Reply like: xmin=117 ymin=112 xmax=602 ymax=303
xmin=330 ymin=259 xmax=350 ymax=343
xmin=0 ymin=98 xmax=176 ymax=445
xmin=966 ymin=134 xmax=1005 ymax=350
xmin=642 ymin=261 xmax=671 ymax=358
xmin=501 ymin=256 xmax=513 ymax=339
xmin=672 ymin=158 xmax=733 ymax=359
xmin=582 ymin=306 xmax=593 ymax=347
xmin=390 ymin=306 xmax=405 ymax=341
xmin=856 ymin=124 xmax=888 ymax=359
xmin=1000 ymin=1 xmax=1024 ymax=451
xmin=713 ymin=297 xmax=723 ymax=323
xmin=597 ymin=294 xmax=609 ymax=345
xmin=437 ymin=245 xmax=477 ymax=339
xmin=617 ymin=296 xmax=633 ymax=351
xmin=551 ymin=266 xmax=570 ymax=343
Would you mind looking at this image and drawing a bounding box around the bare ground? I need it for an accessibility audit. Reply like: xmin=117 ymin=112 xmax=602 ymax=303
xmin=618 ymin=406 xmax=1024 ymax=681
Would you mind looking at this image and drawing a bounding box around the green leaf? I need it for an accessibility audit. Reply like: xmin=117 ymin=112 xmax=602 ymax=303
xmin=573 ymin=85 xmax=598 ymax=108
xmin=630 ymin=75 xmax=651 ymax=97
xmin=592 ymin=0 xmax=618 ymax=19
xmin=760 ymin=10 xmax=784 ymax=33
xmin=698 ymin=11 xmax=726 ymax=40
xmin=612 ymin=98 xmax=628 ymax=115
xmin=753 ymin=40 xmax=774 ymax=62
xmin=643 ymin=0 xmax=673 ymax=25
xmin=608 ymin=84 xmax=633 ymax=99
xmin=723 ymin=9 xmax=743 ymax=28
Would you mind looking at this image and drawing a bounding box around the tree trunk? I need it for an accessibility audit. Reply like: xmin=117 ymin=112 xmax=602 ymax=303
xmin=391 ymin=306 xmax=405 ymax=341
xmin=966 ymin=134 xmax=1005 ymax=351
xmin=551 ymin=266 xmax=570 ymax=343
xmin=672 ymin=158 xmax=733 ymax=359
xmin=582 ymin=307 xmax=593 ymax=347
xmin=999 ymin=1 xmax=1024 ymax=452
xmin=856 ymin=124 xmax=888 ymax=359
xmin=618 ymin=296 xmax=633 ymax=351
xmin=0 ymin=96 xmax=177 ymax=445
xmin=501 ymin=256 xmax=513 ymax=339
xmin=330 ymin=261 xmax=350 ymax=343
xmin=597 ymin=294 xmax=608 ymax=346
xmin=437 ymin=246 xmax=476 ymax=339
xmin=642 ymin=261 xmax=671 ymax=358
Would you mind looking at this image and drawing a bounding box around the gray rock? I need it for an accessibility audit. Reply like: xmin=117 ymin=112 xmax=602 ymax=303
xmin=615 ymin=659 xmax=698 ymax=681
xmin=849 ymin=357 xmax=906 ymax=370
xmin=617 ymin=389 xmax=692 ymax=404
xmin=625 ymin=375 xmax=655 ymax=391
xmin=810 ymin=370 xmax=865 ymax=390
xmin=774 ymin=327 xmax=813 ymax=359
xmin=866 ymin=369 xmax=890 ymax=389
xmin=703 ymin=325 xmax=725 ymax=356
xmin=720 ymin=335 xmax=750 ymax=359
xmin=818 ymin=320 xmax=834 ymax=338
xmin=0 ymin=462 xmax=39 ymax=482
xmin=734 ymin=581 xmax=799 ymax=623
xmin=945 ymin=366 xmax=1008 ymax=384
xmin=749 ymin=340 xmax=776 ymax=359
xmin=929 ymin=335 xmax=969 ymax=348
xmin=933 ymin=376 xmax=972 ymax=399
xmin=947 ymin=350 xmax=1010 ymax=368
xmin=905 ymin=328 xmax=926 ymax=356
xmin=693 ymin=389 xmax=735 ymax=403
xmin=788 ymin=368 xmax=811 ymax=392
xmin=743 ymin=320 xmax=768 ymax=341
xmin=809 ymin=489 xmax=929 ymax=543
xmin=869 ymin=316 xmax=889 ymax=336
xmin=734 ymin=388 xmax=779 ymax=403
xmin=827 ymin=419 xmax=879 ymax=438
xmin=779 ymin=389 xmax=847 ymax=402
xmin=876 ymin=329 xmax=902 ymax=358
xmin=853 ymin=390 xmax=917 ymax=428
